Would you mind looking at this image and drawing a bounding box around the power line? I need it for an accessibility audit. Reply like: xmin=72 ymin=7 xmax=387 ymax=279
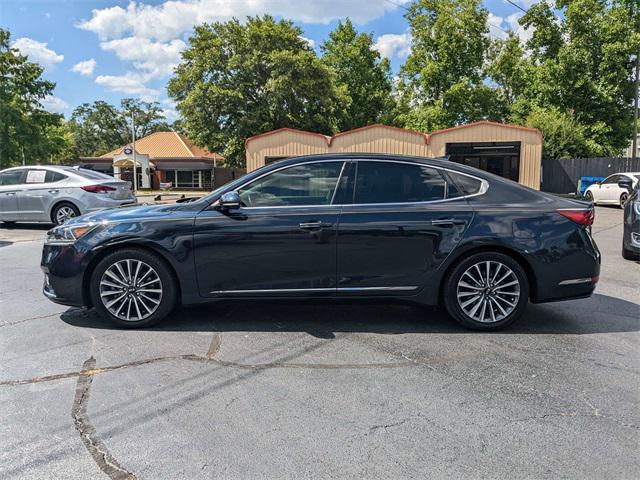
xmin=504 ymin=0 xmax=528 ymax=14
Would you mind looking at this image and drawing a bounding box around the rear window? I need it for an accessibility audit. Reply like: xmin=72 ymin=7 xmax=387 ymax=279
xmin=446 ymin=171 xmax=483 ymax=198
xmin=64 ymin=167 xmax=114 ymax=180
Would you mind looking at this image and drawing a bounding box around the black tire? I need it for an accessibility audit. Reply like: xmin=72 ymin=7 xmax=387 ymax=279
xmin=622 ymin=245 xmax=640 ymax=261
xmin=442 ymin=252 xmax=529 ymax=331
xmin=51 ymin=202 xmax=80 ymax=225
xmin=619 ymin=192 xmax=629 ymax=208
xmin=584 ymin=191 xmax=594 ymax=203
xmin=90 ymin=248 xmax=178 ymax=328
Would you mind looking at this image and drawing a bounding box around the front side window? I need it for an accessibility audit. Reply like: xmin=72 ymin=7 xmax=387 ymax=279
xmin=353 ymin=161 xmax=446 ymax=204
xmin=238 ymin=162 xmax=344 ymax=207
xmin=0 ymin=170 xmax=25 ymax=186
xmin=602 ymin=175 xmax=619 ymax=185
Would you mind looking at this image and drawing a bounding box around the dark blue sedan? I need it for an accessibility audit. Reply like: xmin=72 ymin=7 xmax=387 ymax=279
xmin=41 ymin=154 xmax=600 ymax=330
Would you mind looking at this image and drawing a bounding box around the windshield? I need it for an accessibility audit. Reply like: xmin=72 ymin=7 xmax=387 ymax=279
xmin=62 ymin=167 xmax=115 ymax=180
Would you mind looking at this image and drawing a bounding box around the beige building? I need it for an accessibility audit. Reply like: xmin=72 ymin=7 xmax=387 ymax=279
xmin=245 ymin=121 xmax=543 ymax=189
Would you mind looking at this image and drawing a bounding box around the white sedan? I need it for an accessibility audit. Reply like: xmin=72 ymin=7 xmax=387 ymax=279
xmin=584 ymin=172 xmax=640 ymax=207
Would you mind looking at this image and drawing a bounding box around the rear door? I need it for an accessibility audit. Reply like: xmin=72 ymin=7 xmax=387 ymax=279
xmin=17 ymin=169 xmax=68 ymax=220
xmin=0 ymin=170 xmax=25 ymax=221
xmin=336 ymin=160 xmax=475 ymax=296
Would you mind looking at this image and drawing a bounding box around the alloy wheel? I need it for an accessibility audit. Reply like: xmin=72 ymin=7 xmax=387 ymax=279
xmin=456 ymin=260 xmax=520 ymax=323
xmin=55 ymin=206 xmax=77 ymax=225
xmin=99 ymin=259 xmax=163 ymax=321
xmin=620 ymin=193 xmax=628 ymax=207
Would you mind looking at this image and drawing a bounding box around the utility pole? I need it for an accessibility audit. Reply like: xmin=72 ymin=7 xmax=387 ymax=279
xmin=21 ymin=145 xmax=25 ymax=166
xmin=131 ymin=111 xmax=137 ymax=192
xmin=632 ymin=53 xmax=639 ymax=162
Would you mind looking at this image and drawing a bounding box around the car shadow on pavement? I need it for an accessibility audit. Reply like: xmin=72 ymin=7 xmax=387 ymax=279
xmin=60 ymin=293 xmax=639 ymax=337
xmin=0 ymin=223 xmax=51 ymax=230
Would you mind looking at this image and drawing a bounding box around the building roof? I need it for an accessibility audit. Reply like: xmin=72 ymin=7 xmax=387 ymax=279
xmin=245 ymin=121 xmax=542 ymax=147
xmin=99 ymin=131 xmax=223 ymax=160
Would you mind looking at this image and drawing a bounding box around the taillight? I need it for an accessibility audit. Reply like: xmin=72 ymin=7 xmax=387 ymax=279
xmin=557 ymin=209 xmax=594 ymax=226
xmin=81 ymin=184 xmax=116 ymax=193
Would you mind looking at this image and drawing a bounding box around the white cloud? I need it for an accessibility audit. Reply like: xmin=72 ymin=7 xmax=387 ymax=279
xmin=100 ymin=38 xmax=185 ymax=77
xmin=95 ymin=72 xmax=160 ymax=101
xmin=78 ymin=0 xmax=410 ymax=42
xmin=41 ymin=95 xmax=69 ymax=113
xmin=506 ymin=13 xmax=534 ymax=45
xmin=487 ymin=13 xmax=509 ymax=40
xmin=160 ymin=99 xmax=179 ymax=122
xmin=12 ymin=37 xmax=64 ymax=68
xmin=373 ymin=33 xmax=411 ymax=59
xmin=300 ymin=36 xmax=315 ymax=49
xmin=71 ymin=58 xmax=97 ymax=76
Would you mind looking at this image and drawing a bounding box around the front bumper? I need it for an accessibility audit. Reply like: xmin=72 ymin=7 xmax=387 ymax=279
xmin=41 ymin=243 xmax=89 ymax=307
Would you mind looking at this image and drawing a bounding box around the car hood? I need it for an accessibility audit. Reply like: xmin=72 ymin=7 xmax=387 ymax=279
xmin=67 ymin=202 xmax=199 ymax=225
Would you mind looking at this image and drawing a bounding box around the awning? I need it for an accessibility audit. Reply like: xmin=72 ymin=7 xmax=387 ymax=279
xmin=155 ymin=161 xmax=216 ymax=171
xmin=113 ymin=158 xmax=143 ymax=167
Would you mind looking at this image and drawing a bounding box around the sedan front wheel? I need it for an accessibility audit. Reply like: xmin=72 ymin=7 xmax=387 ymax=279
xmin=90 ymin=249 xmax=178 ymax=328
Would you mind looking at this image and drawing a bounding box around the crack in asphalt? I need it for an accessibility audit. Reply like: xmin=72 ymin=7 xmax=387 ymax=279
xmin=0 ymin=354 xmax=417 ymax=387
xmin=71 ymin=357 xmax=138 ymax=480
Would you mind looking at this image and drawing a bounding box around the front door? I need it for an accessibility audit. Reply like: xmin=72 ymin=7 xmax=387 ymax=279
xmin=336 ymin=160 xmax=474 ymax=295
xmin=193 ymin=161 xmax=346 ymax=297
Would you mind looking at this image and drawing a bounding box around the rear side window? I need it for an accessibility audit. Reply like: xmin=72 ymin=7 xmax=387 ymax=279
xmin=354 ymin=161 xmax=446 ymax=204
xmin=446 ymin=171 xmax=483 ymax=198
xmin=45 ymin=171 xmax=67 ymax=183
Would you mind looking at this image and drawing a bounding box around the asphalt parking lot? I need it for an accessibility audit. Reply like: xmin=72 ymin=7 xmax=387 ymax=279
xmin=0 ymin=206 xmax=638 ymax=479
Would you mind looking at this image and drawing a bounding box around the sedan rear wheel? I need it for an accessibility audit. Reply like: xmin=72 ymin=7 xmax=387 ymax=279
xmin=620 ymin=192 xmax=629 ymax=208
xmin=90 ymin=249 xmax=177 ymax=328
xmin=443 ymin=252 xmax=529 ymax=330
xmin=52 ymin=202 xmax=80 ymax=225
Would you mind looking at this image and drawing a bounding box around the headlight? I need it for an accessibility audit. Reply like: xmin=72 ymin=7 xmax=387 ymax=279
xmin=45 ymin=224 xmax=96 ymax=245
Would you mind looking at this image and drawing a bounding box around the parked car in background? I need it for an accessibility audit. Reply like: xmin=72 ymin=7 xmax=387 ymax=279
xmin=618 ymin=177 xmax=640 ymax=260
xmin=0 ymin=166 xmax=136 ymax=225
xmin=41 ymin=154 xmax=600 ymax=331
xmin=584 ymin=172 xmax=640 ymax=207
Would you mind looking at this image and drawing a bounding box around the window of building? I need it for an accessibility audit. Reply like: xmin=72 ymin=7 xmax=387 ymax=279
xmin=164 ymin=170 xmax=213 ymax=189
xmin=353 ymin=161 xmax=446 ymax=204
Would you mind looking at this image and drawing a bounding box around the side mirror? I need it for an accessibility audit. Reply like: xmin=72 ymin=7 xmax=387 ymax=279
xmin=618 ymin=178 xmax=633 ymax=192
xmin=218 ymin=191 xmax=241 ymax=210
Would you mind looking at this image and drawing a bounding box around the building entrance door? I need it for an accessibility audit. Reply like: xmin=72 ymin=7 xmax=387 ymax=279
xmin=446 ymin=142 xmax=521 ymax=182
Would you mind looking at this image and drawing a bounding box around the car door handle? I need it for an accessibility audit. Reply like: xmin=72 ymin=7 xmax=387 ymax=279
xmin=48 ymin=189 xmax=59 ymax=194
xmin=5 ymin=192 xmax=16 ymax=196
xmin=299 ymin=221 xmax=331 ymax=230
xmin=431 ymin=218 xmax=467 ymax=226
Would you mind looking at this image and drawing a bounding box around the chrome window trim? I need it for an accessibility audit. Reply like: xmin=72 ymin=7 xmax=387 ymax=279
xmin=209 ymin=286 xmax=419 ymax=294
xmin=229 ymin=158 xmax=488 ymax=210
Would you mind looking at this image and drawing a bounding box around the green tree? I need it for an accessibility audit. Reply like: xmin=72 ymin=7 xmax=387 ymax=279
xmin=0 ymin=28 xmax=64 ymax=167
xmin=69 ymin=98 xmax=170 ymax=157
xmin=168 ymin=15 xmax=348 ymax=167
xmin=320 ymin=19 xmax=394 ymax=130
xmin=505 ymin=0 xmax=640 ymax=156
xmin=397 ymin=0 xmax=504 ymax=131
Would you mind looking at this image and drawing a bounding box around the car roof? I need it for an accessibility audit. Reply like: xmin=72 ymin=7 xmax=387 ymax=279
xmin=0 ymin=165 xmax=70 ymax=172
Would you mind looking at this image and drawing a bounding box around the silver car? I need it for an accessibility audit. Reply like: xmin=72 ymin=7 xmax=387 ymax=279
xmin=0 ymin=166 xmax=137 ymax=225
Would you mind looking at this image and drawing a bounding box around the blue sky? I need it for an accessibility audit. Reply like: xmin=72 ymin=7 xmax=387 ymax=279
xmin=0 ymin=0 xmax=537 ymax=121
